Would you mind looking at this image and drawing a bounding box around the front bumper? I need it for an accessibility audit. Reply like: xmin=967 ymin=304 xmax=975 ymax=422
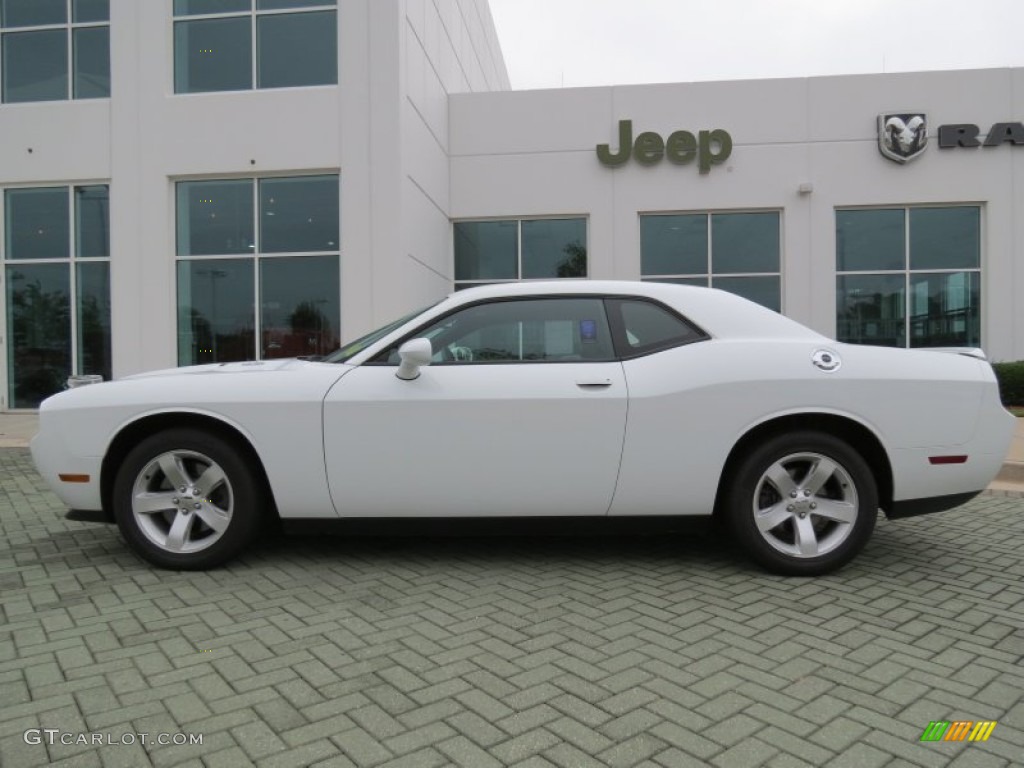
xmin=30 ymin=429 xmax=104 ymax=512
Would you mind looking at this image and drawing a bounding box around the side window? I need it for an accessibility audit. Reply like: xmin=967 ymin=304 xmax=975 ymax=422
xmin=380 ymin=298 xmax=615 ymax=364
xmin=612 ymin=299 xmax=706 ymax=357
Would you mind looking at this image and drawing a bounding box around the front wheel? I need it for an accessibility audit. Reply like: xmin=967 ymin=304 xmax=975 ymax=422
xmin=724 ymin=431 xmax=878 ymax=576
xmin=112 ymin=428 xmax=264 ymax=570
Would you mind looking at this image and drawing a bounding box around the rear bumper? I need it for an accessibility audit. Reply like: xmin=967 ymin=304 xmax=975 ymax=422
xmin=889 ymin=389 xmax=1016 ymax=504
xmin=886 ymin=490 xmax=984 ymax=519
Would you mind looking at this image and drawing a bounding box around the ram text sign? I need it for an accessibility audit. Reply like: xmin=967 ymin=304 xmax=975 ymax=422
xmin=938 ymin=122 xmax=1024 ymax=148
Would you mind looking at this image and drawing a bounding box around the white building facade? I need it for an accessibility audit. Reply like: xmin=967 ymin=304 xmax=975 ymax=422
xmin=1 ymin=0 xmax=1022 ymax=410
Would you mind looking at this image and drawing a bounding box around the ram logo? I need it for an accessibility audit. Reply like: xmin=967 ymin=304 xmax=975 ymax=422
xmin=879 ymin=113 xmax=928 ymax=163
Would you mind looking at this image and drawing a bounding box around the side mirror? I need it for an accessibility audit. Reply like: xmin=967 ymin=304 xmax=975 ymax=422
xmin=396 ymin=338 xmax=433 ymax=380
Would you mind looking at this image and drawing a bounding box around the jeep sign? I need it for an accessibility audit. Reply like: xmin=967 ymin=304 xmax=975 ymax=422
xmin=596 ymin=120 xmax=732 ymax=173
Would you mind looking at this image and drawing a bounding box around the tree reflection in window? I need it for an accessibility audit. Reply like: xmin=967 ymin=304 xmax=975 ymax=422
xmin=7 ymin=270 xmax=71 ymax=407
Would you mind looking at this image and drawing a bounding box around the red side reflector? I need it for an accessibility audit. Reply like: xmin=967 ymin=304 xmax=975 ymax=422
xmin=928 ymin=456 xmax=968 ymax=465
xmin=58 ymin=473 xmax=91 ymax=483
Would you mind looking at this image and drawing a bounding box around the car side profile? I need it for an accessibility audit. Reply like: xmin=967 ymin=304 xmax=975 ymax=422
xmin=30 ymin=281 xmax=1015 ymax=575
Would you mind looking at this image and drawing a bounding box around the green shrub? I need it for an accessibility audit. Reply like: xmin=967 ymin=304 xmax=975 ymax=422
xmin=992 ymin=361 xmax=1024 ymax=406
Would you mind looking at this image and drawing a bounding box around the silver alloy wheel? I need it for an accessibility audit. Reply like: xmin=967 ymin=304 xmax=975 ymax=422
xmin=752 ymin=451 xmax=859 ymax=558
xmin=130 ymin=449 xmax=233 ymax=554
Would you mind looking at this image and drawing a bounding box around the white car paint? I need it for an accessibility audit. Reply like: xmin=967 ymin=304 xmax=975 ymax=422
xmin=609 ymin=338 xmax=989 ymax=517
xmin=30 ymin=281 xmax=1015 ymax=535
xmin=323 ymin=361 xmax=627 ymax=517
xmin=32 ymin=359 xmax=351 ymax=519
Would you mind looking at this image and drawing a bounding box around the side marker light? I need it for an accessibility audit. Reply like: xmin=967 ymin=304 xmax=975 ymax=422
xmin=928 ymin=456 xmax=968 ymax=465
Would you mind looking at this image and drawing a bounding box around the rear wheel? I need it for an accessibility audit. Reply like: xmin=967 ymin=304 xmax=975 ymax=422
xmin=724 ymin=431 xmax=877 ymax=575
xmin=113 ymin=428 xmax=264 ymax=569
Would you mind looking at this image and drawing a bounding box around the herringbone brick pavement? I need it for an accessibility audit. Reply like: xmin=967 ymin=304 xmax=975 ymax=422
xmin=0 ymin=447 xmax=1022 ymax=767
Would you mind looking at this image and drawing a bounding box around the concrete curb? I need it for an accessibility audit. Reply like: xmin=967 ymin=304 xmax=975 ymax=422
xmin=994 ymin=461 xmax=1024 ymax=483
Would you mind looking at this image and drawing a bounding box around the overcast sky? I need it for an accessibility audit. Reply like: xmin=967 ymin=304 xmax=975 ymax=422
xmin=488 ymin=0 xmax=1024 ymax=89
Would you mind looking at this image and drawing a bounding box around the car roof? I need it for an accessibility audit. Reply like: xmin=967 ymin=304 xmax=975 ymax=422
xmin=444 ymin=280 xmax=824 ymax=341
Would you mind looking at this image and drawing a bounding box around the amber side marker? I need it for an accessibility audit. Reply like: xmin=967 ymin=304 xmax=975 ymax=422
xmin=928 ymin=456 xmax=968 ymax=465
xmin=58 ymin=474 xmax=91 ymax=483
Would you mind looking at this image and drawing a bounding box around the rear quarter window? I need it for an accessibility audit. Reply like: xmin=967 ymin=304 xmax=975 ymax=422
xmin=611 ymin=298 xmax=707 ymax=358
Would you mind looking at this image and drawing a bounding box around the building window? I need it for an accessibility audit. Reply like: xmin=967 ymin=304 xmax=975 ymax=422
xmin=640 ymin=211 xmax=782 ymax=312
xmin=454 ymin=217 xmax=587 ymax=291
xmin=175 ymin=174 xmax=340 ymax=365
xmin=835 ymin=206 xmax=981 ymax=348
xmin=173 ymin=0 xmax=337 ymax=94
xmin=0 ymin=0 xmax=110 ymax=103
xmin=3 ymin=184 xmax=111 ymax=408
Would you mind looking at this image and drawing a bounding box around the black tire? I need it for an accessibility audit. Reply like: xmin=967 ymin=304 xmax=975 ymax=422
xmin=723 ymin=431 xmax=878 ymax=576
xmin=112 ymin=428 xmax=264 ymax=570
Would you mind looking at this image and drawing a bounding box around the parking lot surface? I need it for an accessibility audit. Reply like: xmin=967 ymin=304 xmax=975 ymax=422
xmin=1 ymin=447 xmax=1022 ymax=768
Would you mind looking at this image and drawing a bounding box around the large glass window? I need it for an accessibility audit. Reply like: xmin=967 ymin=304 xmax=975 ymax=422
xmin=454 ymin=217 xmax=587 ymax=291
xmin=0 ymin=0 xmax=109 ymax=103
xmin=3 ymin=184 xmax=111 ymax=408
xmin=175 ymin=175 xmax=340 ymax=365
xmin=641 ymin=211 xmax=782 ymax=312
xmin=174 ymin=0 xmax=337 ymax=94
xmin=176 ymin=179 xmax=255 ymax=256
xmin=836 ymin=206 xmax=981 ymax=348
xmin=177 ymin=259 xmax=254 ymax=364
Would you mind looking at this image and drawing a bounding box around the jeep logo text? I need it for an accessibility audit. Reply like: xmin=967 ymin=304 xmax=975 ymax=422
xmin=596 ymin=120 xmax=732 ymax=173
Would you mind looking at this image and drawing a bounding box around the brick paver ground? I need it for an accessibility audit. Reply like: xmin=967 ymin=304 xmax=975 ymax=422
xmin=1 ymin=447 xmax=1022 ymax=768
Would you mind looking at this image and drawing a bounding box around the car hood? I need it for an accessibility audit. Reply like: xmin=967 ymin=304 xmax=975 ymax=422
xmin=39 ymin=358 xmax=356 ymax=416
xmin=122 ymin=358 xmax=330 ymax=380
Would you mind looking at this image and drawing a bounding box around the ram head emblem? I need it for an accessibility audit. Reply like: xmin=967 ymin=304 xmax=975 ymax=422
xmin=878 ymin=113 xmax=928 ymax=164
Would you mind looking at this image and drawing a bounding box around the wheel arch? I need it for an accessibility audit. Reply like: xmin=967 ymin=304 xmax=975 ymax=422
xmin=100 ymin=411 xmax=278 ymax=524
xmin=714 ymin=412 xmax=894 ymax=518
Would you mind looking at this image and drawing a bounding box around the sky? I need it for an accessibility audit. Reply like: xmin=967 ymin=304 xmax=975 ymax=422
xmin=487 ymin=0 xmax=1024 ymax=90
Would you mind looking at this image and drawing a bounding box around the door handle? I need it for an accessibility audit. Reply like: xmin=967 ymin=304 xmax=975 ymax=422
xmin=576 ymin=379 xmax=613 ymax=388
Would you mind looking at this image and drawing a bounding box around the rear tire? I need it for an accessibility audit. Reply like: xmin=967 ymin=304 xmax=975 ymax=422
xmin=724 ymin=431 xmax=877 ymax=576
xmin=113 ymin=428 xmax=264 ymax=570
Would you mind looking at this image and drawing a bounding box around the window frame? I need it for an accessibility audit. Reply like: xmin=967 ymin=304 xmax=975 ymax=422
xmin=366 ymin=294 xmax=708 ymax=367
xmin=639 ymin=209 xmax=783 ymax=313
xmin=453 ymin=215 xmax=589 ymax=290
xmin=834 ymin=203 xmax=983 ymax=349
xmin=1 ymin=181 xmax=111 ymax=410
xmin=173 ymin=172 xmax=341 ymax=364
xmin=0 ymin=0 xmax=110 ymax=103
xmin=171 ymin=0 xmax=337 ymax=95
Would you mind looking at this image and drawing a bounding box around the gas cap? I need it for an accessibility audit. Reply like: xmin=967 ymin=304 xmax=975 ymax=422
xmin=812 ymin=349 xmax=841 ymax=373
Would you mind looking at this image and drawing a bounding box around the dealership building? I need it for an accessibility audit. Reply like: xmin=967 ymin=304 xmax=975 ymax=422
xmin=1 ymin=0 xmax=1022 ymax=409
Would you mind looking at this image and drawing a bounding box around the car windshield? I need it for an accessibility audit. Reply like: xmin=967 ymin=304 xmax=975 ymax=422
xmin=321 ymin=303 xmax=439 ymax=364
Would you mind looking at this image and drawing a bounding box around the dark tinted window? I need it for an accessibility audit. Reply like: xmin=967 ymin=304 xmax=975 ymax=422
xmin=836 ymin=208 xmax=904 ymax=272
xmin=613 ymin=299 xmax=705 ymax=356
xmin=2 ymin=29 xmax=67 ymax=102
xmin=257 ymin=11 xmax=337 ymax=88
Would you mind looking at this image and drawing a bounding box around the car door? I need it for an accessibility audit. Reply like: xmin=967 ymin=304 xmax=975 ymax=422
xmin=323 ymin=296 xmax=628 ymax=517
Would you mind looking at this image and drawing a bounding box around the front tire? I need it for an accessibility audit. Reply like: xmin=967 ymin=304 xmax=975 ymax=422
xmin=113 ymin=428 xmax=264 ymax=570
xmin=724 ymin=431 xmax=878 ymax=576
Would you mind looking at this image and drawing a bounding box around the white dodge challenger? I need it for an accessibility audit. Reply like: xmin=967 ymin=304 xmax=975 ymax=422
xmin=31 ymin=281 xmax=1015 ymax=575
